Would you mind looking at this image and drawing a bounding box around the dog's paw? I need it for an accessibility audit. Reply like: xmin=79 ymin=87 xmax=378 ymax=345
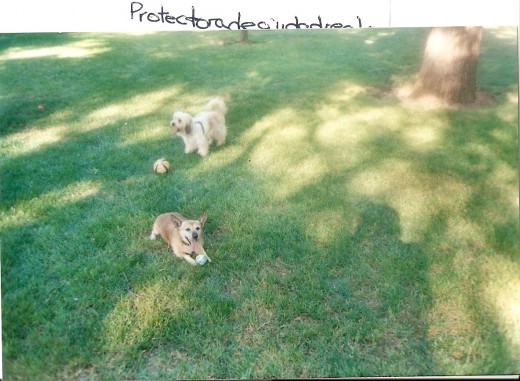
xmin=149 ymin=233 xmax=156 ymax=240
xmin=184 ymin=255 xmax=197 ymax=265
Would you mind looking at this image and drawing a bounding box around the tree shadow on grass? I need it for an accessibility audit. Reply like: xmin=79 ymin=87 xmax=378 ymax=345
xmin=295 ymin=200 xmax=434 ymax=377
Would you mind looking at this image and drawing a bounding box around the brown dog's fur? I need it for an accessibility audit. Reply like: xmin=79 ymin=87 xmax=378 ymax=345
xmin=150 ymin=212 xmax=211 ymax=265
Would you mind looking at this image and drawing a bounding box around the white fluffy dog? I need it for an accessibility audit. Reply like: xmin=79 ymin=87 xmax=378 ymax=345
xmin=171 ymin=97 xmax=228 ymax=157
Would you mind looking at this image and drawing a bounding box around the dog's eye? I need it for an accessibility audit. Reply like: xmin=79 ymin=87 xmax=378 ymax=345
xmin=196 ymin=227 xmax=200 ymax=231
xmin=186 ymin=228 xmax=191 ymax=232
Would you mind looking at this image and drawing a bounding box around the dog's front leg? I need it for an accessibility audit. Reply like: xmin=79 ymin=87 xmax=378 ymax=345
xmin=172 ymin=247 xmax=198 ymax=265
xmin=199 ymin=247 xmax=211 ymax=262
xmin=193 ymin=137 xmax=209 ymax=157
xmin=182 ymin=254 xmax=197 ymax=265
xmin=183 ymin=137 xmax=196 ymax=154
xmin=197 ymin=143 xmax=209 ymax=157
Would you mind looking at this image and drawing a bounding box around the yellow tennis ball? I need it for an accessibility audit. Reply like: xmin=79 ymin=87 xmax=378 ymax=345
xmin=153 ymin=158 xmax=170 ymax=174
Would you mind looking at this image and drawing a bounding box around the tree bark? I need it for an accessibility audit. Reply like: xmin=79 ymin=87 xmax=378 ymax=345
xmin=412 ymin=27 xmax=483 ymax=104
xmin=239 ymin=30 xmax=249 ymax=44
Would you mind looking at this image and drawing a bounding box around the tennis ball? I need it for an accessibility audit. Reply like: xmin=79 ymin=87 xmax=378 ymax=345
xmin=153 ymin=158 xmax=170 ymax=174
xmin=196 ymin=254 xmax=208 ymax=265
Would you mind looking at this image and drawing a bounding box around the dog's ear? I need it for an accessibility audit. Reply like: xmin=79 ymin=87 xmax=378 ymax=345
xmin=199 ymin=213 xmax=208 ymax=226
xmin=185 ymin=120 xmax=192 ymax=135
xmin=170 ymin=214 xmax=183 ymax=227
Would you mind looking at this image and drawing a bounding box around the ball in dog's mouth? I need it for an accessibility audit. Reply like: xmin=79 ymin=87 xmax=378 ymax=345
xmin=196 ymin=254 xmax=208 ymax=265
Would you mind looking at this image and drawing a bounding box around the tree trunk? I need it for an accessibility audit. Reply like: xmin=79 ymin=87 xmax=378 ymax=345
xmin=412 ymin=27 xmax=482 ymax=104
xmin=239 ymin=30 xmax=249 ymax=44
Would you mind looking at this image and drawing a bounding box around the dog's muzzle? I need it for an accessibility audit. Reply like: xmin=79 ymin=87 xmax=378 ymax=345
xmin=171 ymin=124 xmax=181 ymax=134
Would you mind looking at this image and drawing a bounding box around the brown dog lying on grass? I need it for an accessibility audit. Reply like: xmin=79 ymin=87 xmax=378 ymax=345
xmin=150 ymin=212 xmax=211 ymax=265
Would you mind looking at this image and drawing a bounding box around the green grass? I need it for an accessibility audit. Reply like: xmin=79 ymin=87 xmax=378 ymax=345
xmin=1 ymin=28 xmax=518 ymax=379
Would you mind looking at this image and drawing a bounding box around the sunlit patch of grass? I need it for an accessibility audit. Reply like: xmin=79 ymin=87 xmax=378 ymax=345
xmin=402 ymin=124 xmax=443 ymax=150
xmin=84 ymin=86 xmax=182 ymax=128
xmin=103 ymin=280 xmax=190 ymax=355
xmin=349 ymin=156 xmax=471 ymax=242
xmin=482 ymin=256 xmax=520 ymax=360
xmin=246 ymin=109 xmax=326 ymax=199
xmin=0 ymin=38 xmax=110 ymax=61
xmin=1 ymin=125 xmax=68 ymax=156
xmin=0 ymin=180 xmax=101 ymax=232
xmin=33 ymin=180 xmax=101 ymax=209
xmin=304 ymin=210 xmax=353 ymax=247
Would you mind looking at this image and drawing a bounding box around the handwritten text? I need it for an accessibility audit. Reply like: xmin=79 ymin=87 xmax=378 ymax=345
xmin=130 ymin=2 xmax=367 ymax=30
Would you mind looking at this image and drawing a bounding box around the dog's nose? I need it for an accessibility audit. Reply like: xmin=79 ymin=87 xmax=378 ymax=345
xmin=192 ymin=232 xmax=199 ymax=240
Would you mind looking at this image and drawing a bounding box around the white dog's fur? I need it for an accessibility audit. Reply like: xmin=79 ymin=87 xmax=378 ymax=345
xmin=171 ymin=97 xmax=228 ymax=156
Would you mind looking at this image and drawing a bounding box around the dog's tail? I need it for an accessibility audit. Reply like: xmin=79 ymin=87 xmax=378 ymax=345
xmin=205 ymin=97 xmax=228 ymax=115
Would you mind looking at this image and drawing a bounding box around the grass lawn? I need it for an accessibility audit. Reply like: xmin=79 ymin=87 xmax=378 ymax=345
xmin=1 ymin=28 xmax=518 ymax=380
